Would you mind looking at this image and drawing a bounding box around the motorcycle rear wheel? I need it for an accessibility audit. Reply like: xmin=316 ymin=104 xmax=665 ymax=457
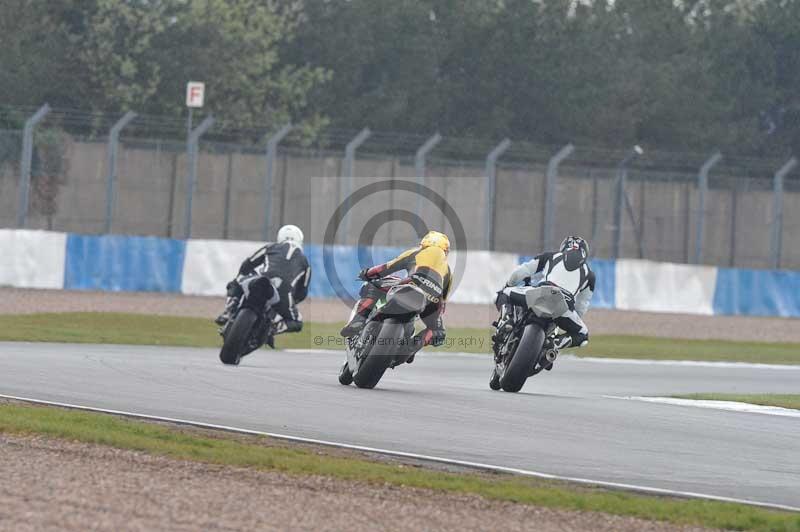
xmin=219 ymin=308 xmax=258 ymax=365
xmin=500 ymin=322 xmax=545 ymax=392
xmin=353 ymin=320 xmax=403 ymax=389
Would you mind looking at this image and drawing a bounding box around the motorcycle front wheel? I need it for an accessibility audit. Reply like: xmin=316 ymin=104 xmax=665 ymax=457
xmin=338 ymin=361 xmax=353 ymax=385
xmin=489 ymin=368 xmax=501 ymax=390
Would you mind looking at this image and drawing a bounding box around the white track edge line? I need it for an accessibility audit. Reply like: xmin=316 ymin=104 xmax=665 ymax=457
xmin=574 ymin=357 xmax=800 ymax=370
xmin=1 ymin=393 xmax=797 ymax=513
xmin=607 ymin=395 xmax=800 ymax=418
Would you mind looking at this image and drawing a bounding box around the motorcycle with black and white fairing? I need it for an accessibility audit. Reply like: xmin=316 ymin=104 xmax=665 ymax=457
xmin=338 ymin=275 xmax=427 ymax=389
xmin=218 ymin=273 xmax=278 ymax=366
xmin=489 ymin=284 xmax=570 ymax=392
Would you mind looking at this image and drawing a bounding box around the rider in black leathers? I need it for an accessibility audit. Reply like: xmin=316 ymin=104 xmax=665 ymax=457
xmin=215 ymin=225 xmax=311 ymax=345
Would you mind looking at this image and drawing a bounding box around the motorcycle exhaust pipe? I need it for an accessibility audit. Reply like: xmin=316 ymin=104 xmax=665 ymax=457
xmin=542 ymin=348 xmax=558 ymax=364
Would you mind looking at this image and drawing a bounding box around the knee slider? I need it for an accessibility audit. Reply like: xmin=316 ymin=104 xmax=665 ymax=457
xmin=571 ymin=331 xmax=589 ymax=348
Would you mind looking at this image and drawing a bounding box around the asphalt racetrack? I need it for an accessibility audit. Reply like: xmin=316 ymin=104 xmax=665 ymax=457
xmin=1 ymin=342 xmax=798 ymax=509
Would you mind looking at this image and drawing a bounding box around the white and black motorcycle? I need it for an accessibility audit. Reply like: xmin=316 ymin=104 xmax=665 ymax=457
xmin=338 ymin=276 xmax=427 ymax=389
xmin=489 ymin=284 xmax=570 ymax=392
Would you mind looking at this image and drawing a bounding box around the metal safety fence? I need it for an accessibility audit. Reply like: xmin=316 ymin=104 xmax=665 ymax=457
xmin=1 ymin=105 xmax=798 ymax=270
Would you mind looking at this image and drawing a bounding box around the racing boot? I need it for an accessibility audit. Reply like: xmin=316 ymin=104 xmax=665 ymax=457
xmin=340 ymin=298 xmax=375 ymax=337
xmin=490 ymin=306 xmax=514 ymax=356
xmin=403 ymin=330 xmax=430 ymax=365
xmin=492 ymin=304 xmax=513 ymax=331
xmin=263 ymin=309 xmax=279 ymax=348
xmin=340 ymin=314 xmax=367 ymax=337
xmin=215 ymin=297 xmax=238 ymax=326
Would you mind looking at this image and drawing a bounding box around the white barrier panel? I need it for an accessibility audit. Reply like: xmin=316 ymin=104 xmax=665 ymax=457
xmin=181 ymin=239 xmax=262 ymax=296
xmin=0 ymin=229 xmax=66 ymax=289
xmin=615 ymin=259 xmax=717 ymax=315
xmin=448 ymin=250 xmax=519 ymax=304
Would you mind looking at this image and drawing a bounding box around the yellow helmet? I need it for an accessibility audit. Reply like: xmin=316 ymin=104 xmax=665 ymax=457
xmin=420 ymin=230 xmax=450 ymax=254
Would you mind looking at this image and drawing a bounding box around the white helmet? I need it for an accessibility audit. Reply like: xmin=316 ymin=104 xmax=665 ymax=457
xmin=277 ymin=224 xmax=304 ymax=247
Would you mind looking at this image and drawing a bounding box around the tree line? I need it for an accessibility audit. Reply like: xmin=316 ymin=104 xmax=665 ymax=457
xmin=1 ymin=0 xmax=799 ymax=156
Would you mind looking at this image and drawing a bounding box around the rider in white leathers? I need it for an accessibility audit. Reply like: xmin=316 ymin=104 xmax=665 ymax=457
xmin=494 ymin=236 xmax=595 ymax=359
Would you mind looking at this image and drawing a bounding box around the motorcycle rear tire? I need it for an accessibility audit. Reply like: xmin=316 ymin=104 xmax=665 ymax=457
xmin=500 ymin=322 xmax=545 ymax=392
xmin=219 ymin=308 xmax=258 ymax=365
xmin=353 ymin=320 xmax=403 ymax=389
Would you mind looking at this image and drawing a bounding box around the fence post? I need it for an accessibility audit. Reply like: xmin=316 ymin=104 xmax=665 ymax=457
xmin=729 ymin=184 xmax=738 ymax=267
xmin=104 ymin=111 xmax=137 ymax=233
xmin=414 ymin=133 xmax=442 ymax=223
xmin=263 ymin=123 xmax=292 ymax=240
xmin=612 ymin=145 xmax=643 ymax=259
xmin=693 ymin=151 xmax=722 ymax=264
xmin=542 ymin=143 xmax=575 ymax=249
xmin=771 ymin=156 xmax=797 ymax=269
xmin=340 ymin=128 xmax=371 ymax=244
xmin=16 ymin=104 xmax=51 ymax=228
xmin=183 ymin=115 xmax=215 ymax=239
xmin=484 ymin=138 xmax=511 ymax=250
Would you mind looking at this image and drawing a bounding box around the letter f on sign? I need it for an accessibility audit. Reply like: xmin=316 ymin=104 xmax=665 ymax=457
xmin=186 ymin=82 xmax=205 ymax=108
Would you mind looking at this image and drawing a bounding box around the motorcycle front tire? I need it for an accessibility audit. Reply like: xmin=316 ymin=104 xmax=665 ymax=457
xmin=500 ymin=322 xmax=545 ymax=392
xmin=219 ymin=308 xmax=258 ymax=365
xmin=338 ymin=361 xmax=354 ymax=385
xmin=489 ymin=368 xmax=502 ymax=390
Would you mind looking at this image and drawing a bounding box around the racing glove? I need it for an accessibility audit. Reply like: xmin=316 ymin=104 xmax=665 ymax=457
xmin=357 ymin=267 xmax=372 ymax=281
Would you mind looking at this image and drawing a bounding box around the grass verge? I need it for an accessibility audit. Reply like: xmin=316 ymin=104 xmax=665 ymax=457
xmin=671 ymin=394 xmax=800 ymax=410
xmin=0 ymin=402 xmax=797 ymax=531
xmin=1 ymin=312 xmax=799 ymax=364
xmin=571 ymin=335 xmax=800 ymax=365
xmin=0 ymin=312 xmax=488 ymax=353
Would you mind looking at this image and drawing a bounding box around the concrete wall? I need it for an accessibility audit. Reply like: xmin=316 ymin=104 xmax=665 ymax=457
xmin=1 ymin=136 xmax=798 ymax=270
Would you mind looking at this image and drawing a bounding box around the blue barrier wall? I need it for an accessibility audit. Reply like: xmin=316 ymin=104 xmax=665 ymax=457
xmin=713 ymin=268 xmax=800 ymax=318
xmin=305 ymin=244 xmax=406 ymax=301
xmin=3 ymin=230 xmax=798 ymax=318
xmin=588 ymin=259 xmax=615 ymax=309
xmin=64 ymin=234 xmax=185 ymax=293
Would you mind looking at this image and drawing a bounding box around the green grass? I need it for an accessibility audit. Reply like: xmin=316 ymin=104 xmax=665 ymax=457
xmin=0 ymin=312 xmax=222 ymax=347
xmin=1 ymin=312 xmax=799 ymax=364
xmin=0 ymin=312 xmax=490 ymax=353
xmin=672 ymin=394 xmax=800 ymax=410
xmin=0 ymin=403 xmax=797 ymax=531
xmin=571 ymin=335 xmax=800 ymax=365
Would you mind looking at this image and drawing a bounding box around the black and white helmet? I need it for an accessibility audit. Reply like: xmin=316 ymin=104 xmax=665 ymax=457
xmin=559 ymin=235 xmax=589 ymax=271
